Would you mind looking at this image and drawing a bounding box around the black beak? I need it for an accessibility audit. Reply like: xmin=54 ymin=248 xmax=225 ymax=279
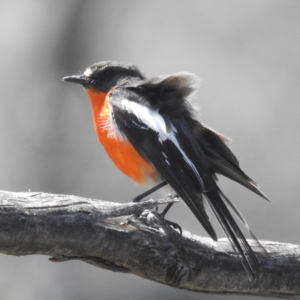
xmin=62 ymin=74 xmax=91 ymax=86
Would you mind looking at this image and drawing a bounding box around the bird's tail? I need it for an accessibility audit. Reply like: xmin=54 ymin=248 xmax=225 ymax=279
xmin=204 ymin=183 xmax=261 ymax=278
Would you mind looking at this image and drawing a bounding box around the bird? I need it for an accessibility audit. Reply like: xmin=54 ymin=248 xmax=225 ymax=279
xmin=63 ymin=61 xmax=269 ymax=278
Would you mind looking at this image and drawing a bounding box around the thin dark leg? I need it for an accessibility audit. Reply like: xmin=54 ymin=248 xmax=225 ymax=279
xmin=132 ymin=181 xmax=168 ymax=202
xmin=160 ymin=203 xmax=174 ymax=218
xmin=159 ymin=194 xmax=182 ymax=235
xmin=160 ymin=194 xmax=178 ymax=217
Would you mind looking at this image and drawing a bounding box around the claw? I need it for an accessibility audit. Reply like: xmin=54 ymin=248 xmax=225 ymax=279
xmin=164 ymin=219 xmax=182 ymax=235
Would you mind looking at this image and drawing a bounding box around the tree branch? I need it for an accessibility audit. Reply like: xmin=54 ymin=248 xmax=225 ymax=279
xmin=0 ymin=191 xmax=299 ymax=298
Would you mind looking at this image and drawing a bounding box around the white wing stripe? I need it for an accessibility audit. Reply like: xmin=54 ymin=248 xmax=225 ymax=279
xmin=119 ymin=99 xmax=204 ymax=188
xmin=120 ymin=99 xmax=167 ymax=133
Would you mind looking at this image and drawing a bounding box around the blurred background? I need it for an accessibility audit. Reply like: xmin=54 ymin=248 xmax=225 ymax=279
xmin=0 ymin=0 xmax=299 ymax=299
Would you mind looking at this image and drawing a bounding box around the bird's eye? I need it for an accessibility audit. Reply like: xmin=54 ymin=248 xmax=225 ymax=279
xmin=103 ymin=69 xmax=114 ymax=78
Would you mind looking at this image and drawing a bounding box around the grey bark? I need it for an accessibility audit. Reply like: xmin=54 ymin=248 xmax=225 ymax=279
xmin=0 ymin=190 xmax=299 ymax=298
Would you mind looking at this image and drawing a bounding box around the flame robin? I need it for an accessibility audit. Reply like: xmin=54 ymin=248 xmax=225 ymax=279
xmin=63 ymin=61 xmax=269 ymax=277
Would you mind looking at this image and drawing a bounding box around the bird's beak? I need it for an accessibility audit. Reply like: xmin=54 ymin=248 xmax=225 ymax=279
xmin=62 ymin=74 xmax=91 ymax=86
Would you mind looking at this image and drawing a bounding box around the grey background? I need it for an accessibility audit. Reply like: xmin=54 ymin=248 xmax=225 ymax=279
xmin=0 ymin=1 xmax=299 ymax=299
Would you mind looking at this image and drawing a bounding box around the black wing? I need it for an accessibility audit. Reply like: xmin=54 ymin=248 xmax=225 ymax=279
xmin=134 ymin=72 xmax=269 ymax=200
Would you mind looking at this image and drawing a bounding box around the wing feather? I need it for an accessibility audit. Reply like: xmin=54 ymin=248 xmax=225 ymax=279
xmin=192 ymin=122 xmax=269 ymax=201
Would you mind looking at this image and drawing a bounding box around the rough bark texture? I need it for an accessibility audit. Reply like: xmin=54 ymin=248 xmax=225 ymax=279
xmin=0 ymin=190 xmax=299 ymax=298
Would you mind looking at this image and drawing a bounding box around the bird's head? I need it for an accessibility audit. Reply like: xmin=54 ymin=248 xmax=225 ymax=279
xmin=63 ymin=61 xmax=145 ymax=92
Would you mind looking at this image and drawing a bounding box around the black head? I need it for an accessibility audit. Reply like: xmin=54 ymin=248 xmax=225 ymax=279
xmin=63 ymin=61 xmax=145 ymax=92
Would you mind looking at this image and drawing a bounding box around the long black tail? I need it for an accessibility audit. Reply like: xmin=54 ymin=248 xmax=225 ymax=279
xmin=204 ymin=183 xmax=261 ymax=278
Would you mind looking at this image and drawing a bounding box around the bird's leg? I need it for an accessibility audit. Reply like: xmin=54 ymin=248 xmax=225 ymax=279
xmin=132 ymin=181 xmax=167 ymax=202
xmin=160 ymin=200 xmax=175 ymax=218
xmin=159 ymin=194 xmax=182 ymax=235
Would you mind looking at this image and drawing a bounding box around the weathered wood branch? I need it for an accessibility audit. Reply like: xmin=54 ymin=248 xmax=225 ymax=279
xmin=0 ymin=191 xmax=299 ymax=298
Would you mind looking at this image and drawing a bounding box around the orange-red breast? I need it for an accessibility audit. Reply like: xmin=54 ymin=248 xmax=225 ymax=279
xmin=63 ymin=61 xmax=269 ymax=277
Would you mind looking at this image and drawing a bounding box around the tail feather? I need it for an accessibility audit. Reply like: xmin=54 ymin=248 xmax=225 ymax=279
xmin=205 ymin=185 xmax=261 ymax=278
xmin=220 ymin=189 xmax=268 ymax=256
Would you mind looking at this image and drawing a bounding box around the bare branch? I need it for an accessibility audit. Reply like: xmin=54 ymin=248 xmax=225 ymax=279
xmin=0 ymin=190 xmax=299 ymax=298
